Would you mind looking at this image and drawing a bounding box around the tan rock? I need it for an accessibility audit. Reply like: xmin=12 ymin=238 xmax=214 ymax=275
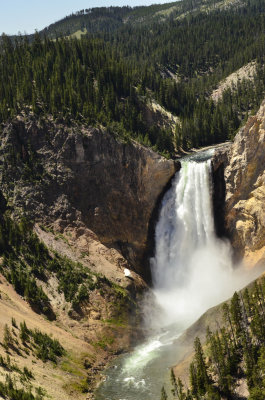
xmin=213 ymin=100 xmax=265 ymax=266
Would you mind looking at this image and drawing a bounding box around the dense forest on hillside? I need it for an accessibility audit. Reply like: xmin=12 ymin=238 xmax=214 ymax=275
xmin=40 ymin=2 xmax=181 ymax=38
xmin=164 ymin=278 xmax=265 ymax=400
xmin=0 ymin=34 xmax=176 ymax=156
xmin=0 ymin=0 xmax=265 ymax=155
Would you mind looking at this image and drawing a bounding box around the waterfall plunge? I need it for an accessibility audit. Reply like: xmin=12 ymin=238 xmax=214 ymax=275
xmin=150 ymin=157 xmax=255 ymax=329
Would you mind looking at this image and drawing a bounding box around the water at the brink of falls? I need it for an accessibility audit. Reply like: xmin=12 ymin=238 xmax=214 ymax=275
xmin=96 ymin=149 xmax=259 ymax=400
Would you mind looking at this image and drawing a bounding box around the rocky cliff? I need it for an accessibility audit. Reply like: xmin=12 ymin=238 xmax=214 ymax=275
xmin=0 ymin=114 xmax=178 ymax=277
xmin=0 ymin=113 xmax=179 ymax=399
xmin=213 ymin=101 xmax=265 ymax=266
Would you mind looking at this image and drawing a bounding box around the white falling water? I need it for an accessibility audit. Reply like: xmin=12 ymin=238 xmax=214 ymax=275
xmin=150 ymin=156 xmax=256 ymax=329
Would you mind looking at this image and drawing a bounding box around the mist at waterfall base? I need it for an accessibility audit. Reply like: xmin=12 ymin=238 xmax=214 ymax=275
xmin=146 ymin=152 xmax=257 ymax=330
xmin=96 ymin=149 xmax=260 ymax=400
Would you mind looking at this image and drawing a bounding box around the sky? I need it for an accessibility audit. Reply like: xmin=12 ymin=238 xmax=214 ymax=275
xmin=0 ymin=0 xmax=174 ymax=35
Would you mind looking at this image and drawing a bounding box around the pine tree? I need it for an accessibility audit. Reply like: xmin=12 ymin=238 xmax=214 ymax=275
xmin=3 ymin=324 xmax=13 ymax=350
xmin=161 ymin=386 xmax=168 ymax=400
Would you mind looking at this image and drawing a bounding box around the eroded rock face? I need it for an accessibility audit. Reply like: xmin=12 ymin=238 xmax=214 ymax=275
xmin=213 ymin=101 xmax=265 ymax=266
xmin=0 ymin=115 xmax=178 ymax=276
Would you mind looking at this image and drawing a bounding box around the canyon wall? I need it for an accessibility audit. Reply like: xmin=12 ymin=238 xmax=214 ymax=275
xmin=0 ymin=115 xmax=178 ymax=276
xmin=213 ymin=101 xmax=265 ymax=266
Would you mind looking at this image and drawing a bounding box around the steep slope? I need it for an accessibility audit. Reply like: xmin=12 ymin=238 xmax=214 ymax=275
xmin=171 ymin=274 xmax=265 ymax=400
xmin=211 ymin=61 xmax=257 ymax=103
xmin=0 ymin=113 xmax=179 ymax=399
xmin=213 ymin=100 xmax=265 ymax=266
xmin=0 ymin=212 xmax=147 ymax=399
xmin=0 ymin=114 xmax=178 ymax=276
xmin=0 ymin=275 xmax=98 ymax=400
xmin=2 ymin=0 xmax=265 ymax=157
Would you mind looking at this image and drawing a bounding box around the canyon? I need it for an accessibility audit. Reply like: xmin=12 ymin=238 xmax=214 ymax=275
xmin=0 ymin=0 xmax=264 ymax=398
xmin=0 ymin=101 xmax=264 ymax=400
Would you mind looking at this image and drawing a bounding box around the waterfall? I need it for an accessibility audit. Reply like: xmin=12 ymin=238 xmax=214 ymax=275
xmin=150 ymin=154 xmax=253 ymax=328
xmin=96 ymin=151 xmax=261 ymax=400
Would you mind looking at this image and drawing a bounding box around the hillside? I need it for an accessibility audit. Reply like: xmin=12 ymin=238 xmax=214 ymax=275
xmin=0 ymin=209 xmax=148 ymax=399
xmin=1 ymin=0 xmax=265 ymax=156
xmin=168 ymin=274 xmax=265 ymax=400
xmin=38 ymin=3 xmax=181 ymax=38
xmin=0 ymin=111 xmax=179 ymax=398
xmin=36 ymin=0 xmax=247 ymax=40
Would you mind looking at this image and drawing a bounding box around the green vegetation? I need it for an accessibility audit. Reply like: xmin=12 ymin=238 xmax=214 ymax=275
xmin=161 ymin=386 xmax=168 ymax=400
xmin=168 ymin=277 xmax=265 ymax=399
xmin=0 ymin=0 xmax=265 ymax=155
xmin=0 ymin=33 xmax=174 ymax=156
xmin=2 ymin=319 xmax=65 ymax=364
xmin=0 ymin=353 xmax=24 ymax=376
xmin=3 ymin=325 xmax=14 ymax=350
xmin=47 ymin=253 xmax=95 ymax=306
xmin=0 ymin=375 xmax=43 ymax=400
xmin=0 ymin=213 xmax=134 ymax=326
xmin=0 ymin=214 xmax=113 ymax=315
xmin=31 ymin=328 xmax=65 ymax=363
xmin=37 ymin=3 xmax=181 ymax=39
xmin=0 ymin=319 xmax=66 ymax=399
xmin=0 ymin=326 xmax=47 ymax=399
xmin=11 ymin=317 xmax=18 ymax=329
xmin=0 ymin=216 xmax=53 ymax=316
xmin=92 ymin=335 xmax=115 ymax=350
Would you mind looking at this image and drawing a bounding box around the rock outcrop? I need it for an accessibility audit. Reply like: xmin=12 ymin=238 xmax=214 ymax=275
xmin=213 ymin=101 xmax=265 ymax=266
xmin=0 ymin=114 xmax=178 ymax=277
